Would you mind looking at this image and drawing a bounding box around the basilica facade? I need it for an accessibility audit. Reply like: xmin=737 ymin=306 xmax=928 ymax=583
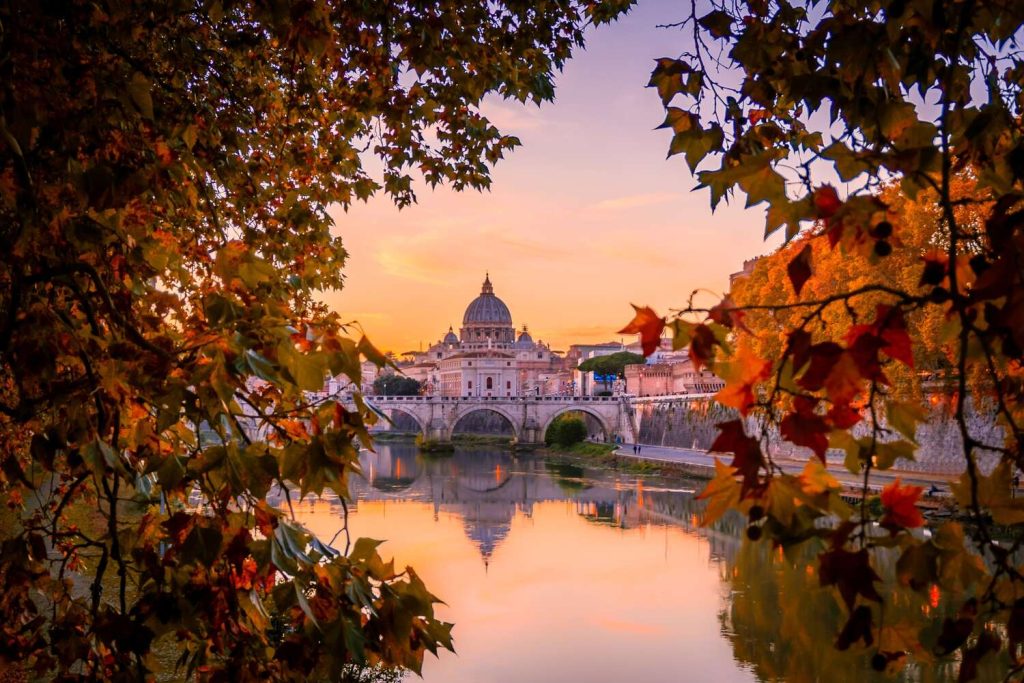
xmin=399 ymin=275 xmax=563 ymax=397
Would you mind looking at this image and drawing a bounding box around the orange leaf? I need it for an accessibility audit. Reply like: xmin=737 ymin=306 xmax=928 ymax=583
xmin=881 ymin=478 xmax=924 ymax=528
xmin=714 ymin=346 xmax=771 ymax=415
xmin=618 ymin=305 xmax=666 ymax=357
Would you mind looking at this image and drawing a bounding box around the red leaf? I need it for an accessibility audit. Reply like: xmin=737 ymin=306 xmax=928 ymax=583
xmin=710 ymin=420 xmax=763 ymax=496
xmin=689 ymin=323 xmax=718 ymax=370
xmin=780 ymin=411 xmax=830 ymax=462
xmin=708 ymin=295 xmax=747 ymax=331
xmin=813 ymin=185 xmax=842 ymax=218
xmin=878 ymin=307 xmax=914 ymax=367
xmin=786 ymin=242 xmax=813 ymax=295
xmin=797 ymin=342 xmax=843 ymax=391
xmin=827 ymin=404 xmax=862 ymax=429
xmin=618 ymin=305 xmax=666 ymax=357
xmin=788 ymin=329 xmax=813 ymax=373
xmin=846 ymin=327 xmax=885 ymax=382
xmin=163 ymin=511 xmax=195 ymax=545
xmin=880 ymin=478 xmax=924 ymax=529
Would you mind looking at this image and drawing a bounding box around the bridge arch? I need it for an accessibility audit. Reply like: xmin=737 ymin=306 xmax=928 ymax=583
xmin=381 ymin=407 xmax=426 ymax=435
xmin=450 ymin=407 xmax=520 ymax=439
xmin=541 ymin=407 xmax=613 ymax=443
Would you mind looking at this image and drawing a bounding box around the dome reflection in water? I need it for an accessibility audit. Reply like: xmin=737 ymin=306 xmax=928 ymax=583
xmin=288 ymin=444 xmax=971 ymax=682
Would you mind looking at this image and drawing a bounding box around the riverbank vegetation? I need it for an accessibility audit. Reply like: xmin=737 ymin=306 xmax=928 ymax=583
xmin=544 ymin=414 xmax=588 ymax=448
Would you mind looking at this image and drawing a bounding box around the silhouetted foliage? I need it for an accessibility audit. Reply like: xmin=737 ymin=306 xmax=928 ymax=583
xmin=0 ymin=0 xmax=630 ymax=679
xmin=373 ymin=375 xmax=423 ymax=396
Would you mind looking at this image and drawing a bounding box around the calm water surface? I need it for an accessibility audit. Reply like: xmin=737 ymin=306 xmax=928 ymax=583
xmin=290 ymin=444 xmax=960 ymax=683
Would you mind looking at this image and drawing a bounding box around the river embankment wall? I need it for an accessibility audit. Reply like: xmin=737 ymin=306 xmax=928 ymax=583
xmin=632 ymin=395 xmax=1003 ymax=475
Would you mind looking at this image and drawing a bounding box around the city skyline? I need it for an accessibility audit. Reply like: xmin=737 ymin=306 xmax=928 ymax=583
xmin=322 ymin=0 xmax=781 ymax=353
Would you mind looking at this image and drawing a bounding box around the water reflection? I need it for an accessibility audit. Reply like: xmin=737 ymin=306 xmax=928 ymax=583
xmin=287 ymin=444 xmax=969 ymax=682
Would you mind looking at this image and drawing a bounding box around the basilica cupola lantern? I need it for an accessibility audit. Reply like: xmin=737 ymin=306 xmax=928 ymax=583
xmin=460 ymin=273 xmax=515 ymax=347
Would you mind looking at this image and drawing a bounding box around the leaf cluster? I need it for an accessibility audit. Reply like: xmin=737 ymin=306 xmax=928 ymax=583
xmin=628 ymin=0 xmax=1024 ymax=677
xmin=0 ymin=0 xmax=630 ymax=679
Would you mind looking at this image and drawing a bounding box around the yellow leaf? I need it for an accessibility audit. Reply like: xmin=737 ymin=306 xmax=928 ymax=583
xmin=697 ymin=459 xmax=740 ymax=526
xmin=950 ymin=461 xmax=1024 ymax=525
xmin=767 ymin=476 xmax=800 ymax=526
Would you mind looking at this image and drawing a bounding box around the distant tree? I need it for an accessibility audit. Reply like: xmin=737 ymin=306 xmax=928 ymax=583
xmin=577 ymin=351 xmax=644 ymax=393
xmin=577 ymin=351 xmax=646 ymax=377
xmin=0 ymin=1 xmax=631 ymax=679
xmin=545 ymin=414 xmax=588 ymax=447
xmin=373 ymin=374 xmax=423 ymax=396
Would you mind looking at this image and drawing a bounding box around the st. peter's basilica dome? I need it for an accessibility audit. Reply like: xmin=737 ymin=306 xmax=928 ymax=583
xmin=462 ymin=274 xmax=512 ymax=325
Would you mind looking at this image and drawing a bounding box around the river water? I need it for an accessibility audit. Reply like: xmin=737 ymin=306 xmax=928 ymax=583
xmin=290 ymin=443 xmax=964 ymax=683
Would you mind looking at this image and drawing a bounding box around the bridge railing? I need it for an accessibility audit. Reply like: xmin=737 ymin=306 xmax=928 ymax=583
xmin=368 ymin=395 xmax=621 ymax=403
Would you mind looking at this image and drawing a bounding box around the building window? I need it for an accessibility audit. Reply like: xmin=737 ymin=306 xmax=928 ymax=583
xmin=486 ymin=377 xmax=493 ymax=390
xmin=468 ymin=361 xmax=472 ymax=366
xmin=468 ymin=381 xmax=473 ymax=389
xmin=506 ymin=381 xmax=511 ymax=389
xmin=537 ymin=353 xmax=542 ymax=359
xmin=507 ymin=361 xmax=511 ymax=366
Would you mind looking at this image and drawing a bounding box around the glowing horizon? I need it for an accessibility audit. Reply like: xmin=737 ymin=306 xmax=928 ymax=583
xmin=323 ymin=0 xmax=782 ymax=353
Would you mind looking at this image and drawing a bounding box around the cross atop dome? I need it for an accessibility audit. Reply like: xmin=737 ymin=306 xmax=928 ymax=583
xmin=481 ymin=272 xmax=493 ymax=295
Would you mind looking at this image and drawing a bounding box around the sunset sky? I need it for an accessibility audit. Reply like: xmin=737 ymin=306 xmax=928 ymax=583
xmin=324 ymin=0 xmax=783 ymax=354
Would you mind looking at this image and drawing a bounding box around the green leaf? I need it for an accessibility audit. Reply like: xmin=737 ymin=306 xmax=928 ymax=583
xmin=822 ymin=142 xmax=872 ymax=182
xmin=246 ymin=350 xmax=280 ymax=383
xmin=886 ymin=400 xmax=927 ymax=444
xmin=739 ymin=165 xmax=787 ymax=208
xmin=873 ymin=439 xmax=916 ymax=469
xmin=669 ymin=319 xmax=695 ymax=350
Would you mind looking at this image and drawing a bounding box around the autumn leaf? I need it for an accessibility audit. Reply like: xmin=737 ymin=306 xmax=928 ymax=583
xmin=835 ymin=604 xmax=874 ymax=650
xmin=780 ymin=410 xmax=830 ymax=462
xmin=880 ymin=479 xmax=924 ymax=529
xmin=714 ymin=346 xmax=771 ymax=414
xmin=813 ymin=185 xmax=842 ymax=218
xmin=697 ymin=458 xmax=741 ymax=526
xmin=819 ymin=548 xmax=882 ymax=610
xmin=688 ymin=323 xmax=719 ymax=370
xmin=877 ymin=307 xmax=914 ymax=367
xmin=618 ymin=305 xmax=666 ymax=357
xmin=950 ymin=461 xmax=1024 ymax=525
xmin=786 ymin=242 xmax=813 ymax=295
xmin=710 ymin=419 xmax=763 ymax=496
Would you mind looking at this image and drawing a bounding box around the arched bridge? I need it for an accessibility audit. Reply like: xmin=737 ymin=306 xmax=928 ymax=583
xmin=364 ymin=395 xmax=633 ymax=445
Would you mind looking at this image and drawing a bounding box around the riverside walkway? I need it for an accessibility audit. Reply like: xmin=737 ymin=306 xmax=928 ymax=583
xmin=615 ymin=442 xmax=955 ymax=494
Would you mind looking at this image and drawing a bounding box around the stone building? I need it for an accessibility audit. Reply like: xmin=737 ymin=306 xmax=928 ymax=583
xmin=399 ymin=274 xmax=564 ymax=397
xmin=624 ymin=355 xmax=725 ymax=396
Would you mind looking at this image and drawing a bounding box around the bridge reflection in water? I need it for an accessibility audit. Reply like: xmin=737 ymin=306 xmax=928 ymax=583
xmin=274 ymin=442 xmax=739 ymax=568
xmin=280 ymin=444 xmax=975 ymax=683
